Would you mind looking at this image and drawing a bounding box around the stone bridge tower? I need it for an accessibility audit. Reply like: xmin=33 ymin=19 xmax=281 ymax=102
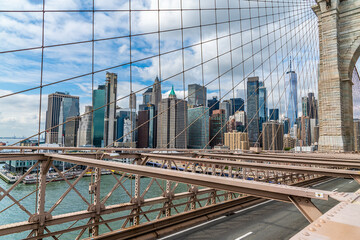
xmin=312 ymin=0 xmax=360 ymax=151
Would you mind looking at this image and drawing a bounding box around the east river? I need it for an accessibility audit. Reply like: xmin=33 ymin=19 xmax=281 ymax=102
xmin=0 ymin=139 xmax=191 ymax=239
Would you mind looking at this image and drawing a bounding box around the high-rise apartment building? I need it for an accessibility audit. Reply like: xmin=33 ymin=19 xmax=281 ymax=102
xmin=300 ymin=116 xmax=311 ymax=146
xmin=103 ymin=72 xmax=118 ymax=147
xmin=157 ymin=87 xmax=188 ymax=148
xmin=77 ymin=106 xmax=93 ymax=147
xmin=224 ymin=131 xmax=249 ymax=150
xmin=262 ymin=121 xmax=284 ymax=151
xmin=247 ymin=76 xmax=260 ymax=145
xmin=188 ymin=84 xmax=207 ymax=107
xmin=209 ymin=109 xmax=226 ymax=147
xmin=92 ymin=85 xmax=106 ymax=147
xmin=45 ymin=92 xmax=79 ymax=144
xmin=188 ymin=106 xmax=209 ymax=149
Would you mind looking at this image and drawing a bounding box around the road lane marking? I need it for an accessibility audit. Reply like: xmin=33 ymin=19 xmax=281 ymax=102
xmin=332 ymin=188 xmax=338 ymax=192
xmin=235 ymin=232 xmax=253 ymax=240
xmin=350 ymin=180 xmax=354 ymax=183
xmin=312 ymin=178 xmax=337 ymax=187
xmin=234 ymin=200 xmax=273 ymax=214
xmin=159 ymin=216 xmax=226 ymax=239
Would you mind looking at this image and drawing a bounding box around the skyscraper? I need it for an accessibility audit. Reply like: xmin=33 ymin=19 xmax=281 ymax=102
xmin=137 ymin=110 xmax=150 ymax=148
xmin=129 ymin=92 xmax=136 ymax=111
xmin=208 ymin=96 xmax=220 ymax=116
xmin=210 ymin=109 xmax=226 ymax=147
xmin=286 ymin=60 xmax=298 ymax=127
xmin=143 ymin=88 xmax=153 ymax=105
xmin=230 ymin=98 xmax=245 ymax=115
xmin=157 ymin=87 xmax=188 ymax=148
xmin=247 ymin=76 xmax=260 ymax=145
xmin=64 ymin=117 xmax=80 ymax=147
xmin=258 ymin=82 xmax=267 ymax=131
xmin=77 ymin=106 xmax=93 ymax=147
xmin=116 ymin=108 xmax=136 ymax=143
xmin=92 ymin=85 xmax=106 ymax=147
xmin=262 ymin=122 xmax=284 ymax=151
xmin=45 ymin=92 xmax=79 ymax=144
xmin=57 ymin=96 xmax=80 ymax=145
xmin=104 ymin=72 xmax=118 ymax=147
xmin=269 ymin=109 xmax=279 ymax=121
xmin=188 ymin=106 xmax=209 ymax=149
xmin=302 ymin=96 xmax=309 ymax=117
xmin=188 ymin=84 xmax=207 ymax=107
xmin=220 ymin=100 xmax=231 ymax=120
xmin=151 ymin=76 xmax=162 ymax=109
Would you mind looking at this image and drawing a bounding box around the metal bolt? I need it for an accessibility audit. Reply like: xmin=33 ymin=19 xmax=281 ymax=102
xmin=302 ymin=232 xmax=310 ymax=236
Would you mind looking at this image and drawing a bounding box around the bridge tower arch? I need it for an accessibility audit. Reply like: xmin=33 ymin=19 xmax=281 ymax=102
xmin=312 ymin=0 xmax=360 ymax=151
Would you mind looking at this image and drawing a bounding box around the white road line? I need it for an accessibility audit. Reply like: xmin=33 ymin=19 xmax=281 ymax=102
xmin=234 ymin=231 xmax=253 ymax=240
xmin=350 ymin=180 xmax=354 ymax=183
xmin=332 ymin=188 xmax=338 ymax=192
xmin=234 ymin=200 xmax=273 ymax=214
xmin=312 ymin=178 xmax=337 ymax=187
xmin=159 ymin=216 xmax=226 ymax=239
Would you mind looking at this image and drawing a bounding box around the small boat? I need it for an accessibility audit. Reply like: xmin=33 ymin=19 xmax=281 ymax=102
xmin=0 ymin=142 xmax=6 ymax=146
xmin=22 ymin=172 xmax=76 ymax=184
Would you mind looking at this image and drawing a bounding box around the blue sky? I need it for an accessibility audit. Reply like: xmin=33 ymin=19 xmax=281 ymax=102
xmin=1 ymin=0 xmax=354 ymax=138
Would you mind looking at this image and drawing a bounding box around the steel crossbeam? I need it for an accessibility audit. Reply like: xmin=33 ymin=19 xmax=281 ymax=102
xmin=196 ymin=153 xmax=360 ymax=168
xmin=46 ymin=154 xmax=348 ymax=203
xmin=141 ymin=153 xmax=360 ymax=182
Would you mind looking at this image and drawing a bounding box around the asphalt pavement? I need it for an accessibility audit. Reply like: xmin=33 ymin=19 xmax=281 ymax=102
xmin=160 ymin=178 xmax=359 ymax=240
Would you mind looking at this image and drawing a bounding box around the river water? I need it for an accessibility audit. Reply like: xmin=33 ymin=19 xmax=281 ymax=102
xmin=0 ymin=139 xmax=191 ymax=239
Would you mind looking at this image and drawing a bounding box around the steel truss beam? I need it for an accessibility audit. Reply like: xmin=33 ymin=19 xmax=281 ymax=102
xmin=141 ymin=153 xmax=360 ymax=182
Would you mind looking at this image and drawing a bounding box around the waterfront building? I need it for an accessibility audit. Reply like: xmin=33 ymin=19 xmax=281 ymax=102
xmin=157 ymin=87 xmax=188 ymax=148
xmin=45 ymin=92 xmax=79 ymax=144
xmin=230 ymin=98 xmax=245 ymax=115
xmin=208 ymin=96 xmax=220 ymax=116
xmin=220 ymin=100 xmax=231 ymax=121
xmin=286 ymin=60 xmax=298 ymax=127
xmin=104 ymin=72 xmax=118 ymax=147
xmin=354 ymin=119 xmax=360 ymax=151
xmin=188 ymin=84 xmax=207 ymax=107
xmin=77 ymin=106 xmax=93 ymax=147
xmin=187 ymin=106 xmax=209 ymax=149
xmin=269 ymin=109 xmax=279 ymax=121
xmin=224 ymin=131 xmax=249 ymax=150
xmin=137 ymin=105 xmax=156 ymax=148
xmin=116 ymin=108 xmax=136 ymax=143
xmin=64 ymin=117 xmax=79 ymax=147
xmin=57 ymin=96 xmax=80 ymax=145
xmin=259 ymin=82 xmax=267 ymax=132
xmin=262 ymin=121 xmax=284 ymax=151
xmin=92 ymin=85 xmax=106 ymax=147
xmin=247 ymin=76 xmax=260 ymax=145
xmin=209 ymin=109 xmax=226 ymax=147
xmin=151 ymin=76 xmax=162 ymax=109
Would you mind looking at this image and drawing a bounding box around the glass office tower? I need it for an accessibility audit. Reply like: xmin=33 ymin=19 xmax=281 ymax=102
xmin=92 ymin=85 xmax=106 ymax=147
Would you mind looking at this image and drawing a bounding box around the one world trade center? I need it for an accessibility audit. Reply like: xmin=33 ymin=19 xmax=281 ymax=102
xmin=286 ymin=59 xmax=298 ymax=127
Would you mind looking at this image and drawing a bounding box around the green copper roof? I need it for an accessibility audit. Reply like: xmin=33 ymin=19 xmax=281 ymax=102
xmin=169 ymin=85 xmax=176 ymax=97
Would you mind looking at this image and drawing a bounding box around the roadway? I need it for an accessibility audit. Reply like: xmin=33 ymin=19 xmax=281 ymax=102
xmin=161 ymin=178 xmax=359 ymax=240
